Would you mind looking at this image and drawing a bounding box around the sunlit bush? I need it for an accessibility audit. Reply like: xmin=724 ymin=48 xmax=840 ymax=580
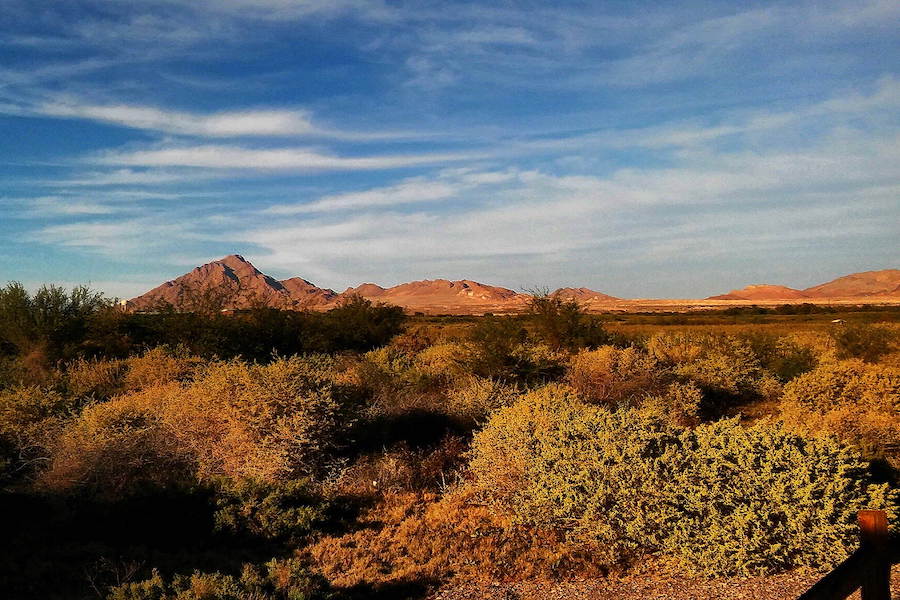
xmin=413 ymin=342 xmax=473 ymax=382
xmin=41 ymin=384 xmax=192 ymax=499
xmin=42 ymin=355 xmax=359 ymax=496
xmin=309 ymin=490 xmax=599 ymax=588
xmin=0 ymin=385 xmax=78 ymax=479
xmin=64 ymin=357 xmax=125 ymax=401
xmin=122 ymin=346 xmax=203 ymax=391
xmin=647 ymin=332 xmax=781 ymax=416
xmin=643 ymin=381 xmax=703 ymax=427
xmin=443 ymin=376 xmax=518 ymax=425
xmin=779 ymin=359 xmax=900 ymax=461
xmin=566 ymin=345 xmax=664 ymax=406
xmin=468 ymin=386 xmax=894 ymax=574
xmin=645 ymin=331 xmax=706 ymax=365
xmin=169 ymin=356 xmax=355 ymax=482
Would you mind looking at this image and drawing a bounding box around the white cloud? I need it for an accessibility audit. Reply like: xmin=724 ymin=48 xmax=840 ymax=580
xmin=2 ymin=195 xmax=118 ymax=217
xmin=264 ymin=169 xmax=517 ymax=213
xmin=94 ymin=144 xmax=480 ymax=171
xmin=47 ymin=169 xmax=216 ymax=187
xmin=39 ymin=102 xmax=318 ymax=137
xmin=29 ymin=218 xmax=207 ymax=256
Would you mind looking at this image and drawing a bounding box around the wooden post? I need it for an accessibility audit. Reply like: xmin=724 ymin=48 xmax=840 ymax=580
xmin=858 ymin=510 xmax=890 ymax=600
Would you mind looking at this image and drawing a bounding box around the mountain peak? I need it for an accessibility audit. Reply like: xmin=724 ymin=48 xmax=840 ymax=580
xmin=129 ymin=254 xmax=333 ymax=310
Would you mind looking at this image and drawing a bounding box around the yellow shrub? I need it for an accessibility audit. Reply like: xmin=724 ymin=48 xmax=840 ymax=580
xmin=443 ymin=376 xmax=518 ymax=425
xmin=566 ymin=346 xmax=663 ymax=405
xmin=64 ymin=357 xmax=125 ymax=400
xmin=41 ymin=356 xmax=356 ymax=496
xmin=0 ymin=385 xmax=75 ymax=462
xmin=468 ymin=386 xmax=895 ymax=574
xmin=122 ymin=346 xmax=203 ymax=391
xmin=413 ymin=342 xmax=472 ymax=381
xmin=645 ymin=332 xmax=706 ymax=365
xmin=779 ymin=359 xmax=900 ymax=461
xmin=40 ymin=384 xmax=192 ymax=499
xmin=168 ymin=356 xmax=350 ymax=482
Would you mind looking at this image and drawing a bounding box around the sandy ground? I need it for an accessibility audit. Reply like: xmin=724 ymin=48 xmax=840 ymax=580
xmin=429 ymin=564 xmax=900 ymax=600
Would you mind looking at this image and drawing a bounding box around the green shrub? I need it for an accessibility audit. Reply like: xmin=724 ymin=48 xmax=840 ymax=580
xmin=213 ymin=478 xmax=328 ymax=542
xmin=468 ymin=386 xmax=894 ymax=575
xmin=831 ymin=322 xmax=897 ymax=363
xmin=526 ymin=294 xmax=610 ymax=351
xmin=0 ymin=384 xmax=84 ymax=480
xmin=107 ymin=558 xmax=329 ymax=600
xmin=737 ymin=332 xmax=818 ymax=381
xmin=468 ymin=315 xmax=527 ymax=378
xmin=508 ymin=342 xmax=568 ymax=383
xmin=663 ymin=419 xmax=893 ymax=574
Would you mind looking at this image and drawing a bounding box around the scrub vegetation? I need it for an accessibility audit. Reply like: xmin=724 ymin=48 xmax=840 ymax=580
xmin=1 ymin=282 xmax=898 ymax=599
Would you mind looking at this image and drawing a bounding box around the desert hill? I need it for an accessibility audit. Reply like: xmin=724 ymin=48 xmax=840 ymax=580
xmin=279 ymin=277 xmax=337 ymax=306
xmin=553 ymin=287 xmax=620 ymax=302
xmin=127 ymin=256 xmax=899 ymax=314
xmin=707 ymin=284 xmax=809 ymax=301
xmin=340 ymin=279 xmax=530 ymax=312
xmin=802 ymin=269 xmax=900 ymax=298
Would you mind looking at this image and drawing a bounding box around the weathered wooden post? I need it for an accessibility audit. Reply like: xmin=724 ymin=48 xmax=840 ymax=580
xmin=858 ymin=510 xmax=890 ymax=600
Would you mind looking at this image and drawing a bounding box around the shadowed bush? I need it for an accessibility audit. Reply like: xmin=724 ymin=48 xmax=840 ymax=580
xmin=107 ymin=557 xmax=329 ymax=600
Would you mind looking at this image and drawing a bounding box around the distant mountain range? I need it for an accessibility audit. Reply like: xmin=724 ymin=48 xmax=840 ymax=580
xmin=126 ymin=255 xmax=900 ymax=314
xmin=706 ymin=269 xmax=900 ymax=301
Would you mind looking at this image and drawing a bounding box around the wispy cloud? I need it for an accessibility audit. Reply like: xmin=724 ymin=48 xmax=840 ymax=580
xmin=33 ymin=100 xmax=413 ymax=140
xmin=265 ymin=169 xmax=517 ymax=213
xmin=93 ymin=144 xmax=482 ymax=171
xmin=39 ymin=102 xmax=318 ymax=137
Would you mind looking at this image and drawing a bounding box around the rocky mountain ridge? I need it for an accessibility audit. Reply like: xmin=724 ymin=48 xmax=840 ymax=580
xmin=128 ymin=255 xmax=900 ymax=313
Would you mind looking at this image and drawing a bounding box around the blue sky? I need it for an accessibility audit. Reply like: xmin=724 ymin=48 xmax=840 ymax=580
xmin=1 ymin=0 xmax=898 ymax=299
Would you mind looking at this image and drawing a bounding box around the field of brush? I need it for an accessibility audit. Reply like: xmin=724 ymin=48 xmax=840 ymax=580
xmin=1 ymin=284 xmax=898 ymax=599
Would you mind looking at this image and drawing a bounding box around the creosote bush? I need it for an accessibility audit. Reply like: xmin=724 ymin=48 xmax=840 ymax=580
xmin=41 ymin=384 xmax=193 ymax=499
xmin=831 ymin=322 xmax=897 ymax=363
xmin=175 ymin=356 xmax=355 ymax=482
xmin=41 ymin=355 xmax=361 ymax=497
xmin=213 ymin=478 xmax=328 ymax=542
xmin=468 ymin=385 xmax=895 ymax=575
xmin=566 ymin=345 xmax=664 ymax=406
xmin=646 ymin=332 xmax=782 ymax=416
xmin=779 ymin=359 xmax=900 ymax=462
xmin=107 ymin=557 xmax=329 ymax=600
